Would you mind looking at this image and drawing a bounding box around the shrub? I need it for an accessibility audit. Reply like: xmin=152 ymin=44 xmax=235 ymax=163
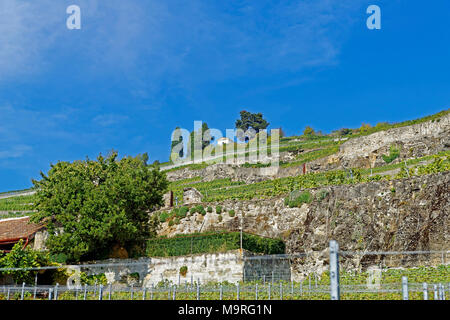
xmin=285 ymin=191 xmax=312 ymax=208
xmin=176 ymin=206 xmax=189 ymax=218
xmin=180 ymin=266 xmax=188 ymax=276
xmin=318 ymin=190 xmax=329 ymax=202
xmin=218 ymin=215 xmax=223 ymax=222
xmin=0 ymin=240 xmax=52 ymax=284
xmin=80 ymin=272 xmax=107 ymax=285
xmin=190 ymin=207 xmax=196 ymax=214
xmin=207 ymin=206 xmax=213 ymax=213
xmin=216 ymin=205 xmax=222 ymax=214
xmin=159 ymin=211 xmax=169 ymax=223
xmin=382 ymin=145 xmax=400 ymax=164
xmin=168 ymin=220 xmax=174 ymax=227
xmin=228 ymin=210 xmax=235 ymax=217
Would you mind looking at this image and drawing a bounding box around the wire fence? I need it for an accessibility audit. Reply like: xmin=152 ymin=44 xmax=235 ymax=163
xmin=1 ymin=281 xmax=449 ymax=301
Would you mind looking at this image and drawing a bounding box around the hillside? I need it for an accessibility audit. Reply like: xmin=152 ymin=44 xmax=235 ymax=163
xmin=148 ymin=109 xmax=450 ymax=277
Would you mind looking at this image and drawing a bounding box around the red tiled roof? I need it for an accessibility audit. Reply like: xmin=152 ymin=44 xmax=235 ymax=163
xmin=0 ymin=216 xmax=46 ymax=242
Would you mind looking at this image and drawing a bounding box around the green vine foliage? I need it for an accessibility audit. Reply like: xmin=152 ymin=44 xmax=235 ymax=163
xmin=79 ymin=272 xmax=107 ymax=285
xmin=169 ymin=154 xmax=449 ymax=204
xmin=146 ymin=231 xmax=285 ymax=257
xmin=0 ymin=240 xmax=50 ymax=284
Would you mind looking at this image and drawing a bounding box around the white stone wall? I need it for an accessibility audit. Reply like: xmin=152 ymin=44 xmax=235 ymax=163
xmin=144 ymin=250 xmax=244 ymax=286
xmin=81 ymin=250 xmax=292 ymax=287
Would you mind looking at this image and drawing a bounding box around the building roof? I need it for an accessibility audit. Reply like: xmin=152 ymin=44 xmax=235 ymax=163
xmin=217 ymin=137 xmax=233 ymax=141
xmin=0 ymin=216 xmax=46 ymax=242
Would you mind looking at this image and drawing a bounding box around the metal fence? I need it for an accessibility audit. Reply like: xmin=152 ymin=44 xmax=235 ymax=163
xmin=0 ymin=242 xmax=449 ymax=300
xmin=1 ymin=281 xmax=449 ymax=301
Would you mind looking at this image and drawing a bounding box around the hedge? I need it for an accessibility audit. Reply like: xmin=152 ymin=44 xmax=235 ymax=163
xmin=146 ymin=231 xmax=285 ymax=257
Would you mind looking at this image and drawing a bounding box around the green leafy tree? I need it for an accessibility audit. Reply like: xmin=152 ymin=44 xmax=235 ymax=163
xmin=303 ymin=126 xmax=315 ymax=136
xmin=141 ymin=152 xmax=149 ymax=166
xmin=235 ymin=111 xmax=269 ymax=141
xmin=30 ymin=151 xmax=168 ymax=262
xmin=339 ymin=128 xmax=352 ymax=136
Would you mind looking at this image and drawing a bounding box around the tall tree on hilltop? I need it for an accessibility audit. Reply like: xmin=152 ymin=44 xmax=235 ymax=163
xmin=235 ymin=110 xmax=269 ymax=141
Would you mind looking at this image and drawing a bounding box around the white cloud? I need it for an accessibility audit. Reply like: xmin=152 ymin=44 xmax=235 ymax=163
xmin=92 ymin=114 xmax=129 ymax=127
xmin=0 ymin=0 xmax=63 ymax=80
xmin=0 ymin=0 xmax=364 ymax=84
xmin=0 ymin=144 xmax=32 ymax=159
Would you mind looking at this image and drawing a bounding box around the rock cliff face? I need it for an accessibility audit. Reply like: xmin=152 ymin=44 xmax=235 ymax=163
xmin=154 ymin=172 xmax=449 ymax=277
xmin=309 ymin=112 xmax=450 ymax=172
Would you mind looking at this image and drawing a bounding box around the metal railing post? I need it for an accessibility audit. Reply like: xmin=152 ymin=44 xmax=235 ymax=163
xmin=99 ymin=284 xmax=103 ymax=300
xmin=329 ymin=240 xmax=340 ymax=300
xmin=167 ymin=284 xmax=170 ymax=300
xmin=423 ymin=283 xmax=428 ymax=300
xmin=21 ymin=282 xmax=25 ymax=300
xmin=402 ymin=277 xmax=408 ymax=300
xmin=34 ymin=273 xmax=38 ymax=300
xmin=255 ymin=283 xmax=258 ymax=300
xmin=280 ymin=282 xmax=283 ymax=300
xmin=309 ymin=274 xmax=311 ymax=293
xmin=54 ymin=283 xmax=59 ymax=300
xmin=434 ymin=285 xmax=438 ymax=300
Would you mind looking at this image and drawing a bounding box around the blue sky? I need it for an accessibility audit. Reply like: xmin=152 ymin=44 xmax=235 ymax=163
xmin=0 ymin=0 xmax=449 ymax=191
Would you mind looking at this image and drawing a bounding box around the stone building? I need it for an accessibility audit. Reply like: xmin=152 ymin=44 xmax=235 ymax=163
xmin=183 ymin=187 xmax=203 ymax=205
